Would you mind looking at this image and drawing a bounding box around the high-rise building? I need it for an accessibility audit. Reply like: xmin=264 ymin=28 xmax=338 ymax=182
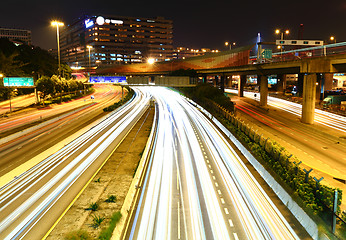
xmin=0 ymin=27 xmax=32 ymax=45
xmin=60 ymin=14 xmax=173 ymax=69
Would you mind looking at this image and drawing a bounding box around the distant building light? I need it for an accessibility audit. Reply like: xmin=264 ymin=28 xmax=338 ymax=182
xmin=136 ymin=19 xmax=141 ymax=21
xmin=111 ymin=19 xmax=123 ymax=24
xmin=96 ymin=16 xmax=105 ymax=25
xmin=147 ymin=20 xmax=155 ymax=23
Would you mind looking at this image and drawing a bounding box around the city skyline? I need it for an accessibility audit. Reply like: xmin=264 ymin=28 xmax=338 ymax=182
xmin=0 ymin=0 xmax=345 ymax=51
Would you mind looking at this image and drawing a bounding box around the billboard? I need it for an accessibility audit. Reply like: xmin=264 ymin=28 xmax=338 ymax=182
xmin=3 ymin=77 xmax=34 ymax=87
xmin=89 ymin=76 xmax=127 ymax=84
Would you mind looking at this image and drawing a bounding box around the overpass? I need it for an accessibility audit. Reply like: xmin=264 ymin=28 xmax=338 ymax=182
xmin=97 ymin=43 xmax=346 ymax=124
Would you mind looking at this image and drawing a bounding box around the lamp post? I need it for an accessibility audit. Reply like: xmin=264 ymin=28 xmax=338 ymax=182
xmin=225 ymin=41 xmax=236 ymax=50
xmin=86 ymin=45 xmax=93 ymax=76
xmin=275 ymin=29 xmax=289 ymax=59
xmin=51 ymin=21 xmax=64 ymax=77
xmin=330 ymin=36 xmax=336 ymax=43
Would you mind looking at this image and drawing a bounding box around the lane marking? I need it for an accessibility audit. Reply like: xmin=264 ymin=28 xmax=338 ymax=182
xmin=178 ymin=201 xmax=181 ymax=239
xmin=233 ymin=233 xmax=239 ymax=240
xmin=228 ymin=219 xmax=234 ymax=227
xmin=210 ymin=170 xmax=213 ymax=174
xmin=212 ymin=176 xmax=216 ymax=180
xmin=218 ymin=190 xmax=222 ymax=195
xmin=224 ymin=208 xmax=229 ymax=215
xmin=221 ymin=198 xmax=225 ymax=204
xmin=215 ymin=182 xmax=219 ymax=187
xmin=208 ymin=164 xmax=211 ymax=169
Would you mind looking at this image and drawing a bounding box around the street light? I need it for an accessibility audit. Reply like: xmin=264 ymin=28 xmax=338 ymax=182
xmin=225 ymin=41 xmax=236 ymax=50
xmin=51 ymin=21 xmax=64 ymax=77
xmin=147 ymin=58 xmax=155 ymax=65
xmin=275 ymin=29 xmax=289 ymax=40
xmin=330 ymin=36 xmax=336 ymax=43
xmin=86 ymin=45 xmax=93 ymax=76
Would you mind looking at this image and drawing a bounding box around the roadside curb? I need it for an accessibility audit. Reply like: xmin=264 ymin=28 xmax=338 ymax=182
xmin=112 ymin=103 xmax=157 ymax=240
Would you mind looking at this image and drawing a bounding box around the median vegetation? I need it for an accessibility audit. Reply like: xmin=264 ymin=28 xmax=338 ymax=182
xmin=103 ymin=86 xmax=134 ymax=112
xmin=177 ymin=83 xmax=345 ymax=238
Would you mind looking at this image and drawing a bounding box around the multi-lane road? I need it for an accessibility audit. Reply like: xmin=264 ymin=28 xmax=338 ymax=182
xmin=127 ymin=87 xmax=300 ymax=240
xmin=0 ymin=87 xmax=150 ymax=239
xmin=225 ymin=89 xmax=346 ymax=184
xmin=0 ymin=85 xmax=308 ymax=239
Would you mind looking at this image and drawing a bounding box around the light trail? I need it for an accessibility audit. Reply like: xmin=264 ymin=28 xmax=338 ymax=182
xmin=0 ymin=88 xmax=150 ymax=239
xmin=225 ymin=89 xmax=346 ymax=132
xmin=128 ymin=87 xmax=299 ymax=240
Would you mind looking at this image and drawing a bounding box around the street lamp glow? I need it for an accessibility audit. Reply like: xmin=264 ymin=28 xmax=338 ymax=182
xmin=225 ymin=41 xmax=229 ymax=46
xmin=51 ymin=21 xmax=64 ymax=27
xmin=51 ymin=20 xmax=64 ymax=77
xmin=147 ymin=58 xmax=155 ymax=64
xmin=275 ymin=29 xmax=280 ymax=34
xmin=0 ymin=73 xmax=3 ymax=78
xmin=285 ymin=30 xmax=290 ymax=34
xmin=330 ymin=36 xmax=336 ymax=43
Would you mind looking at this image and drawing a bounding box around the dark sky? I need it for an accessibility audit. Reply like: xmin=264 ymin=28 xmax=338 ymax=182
xmin=1 ymin=0 xmax=345 ymax=50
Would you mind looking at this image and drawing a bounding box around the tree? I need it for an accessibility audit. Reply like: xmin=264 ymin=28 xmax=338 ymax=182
xmin=36 ymin=76 xmax=55 ymax=105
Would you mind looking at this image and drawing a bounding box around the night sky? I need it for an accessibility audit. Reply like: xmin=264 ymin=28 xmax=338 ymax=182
xmin=1 ymin=0 xmax=345 ymax=51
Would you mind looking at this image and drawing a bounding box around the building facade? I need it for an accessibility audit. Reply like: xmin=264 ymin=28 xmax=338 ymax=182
xmin=60 ymin=14 xmax=173 ymax=69
xmin=0 ymin=28 xmax=31 ymax=45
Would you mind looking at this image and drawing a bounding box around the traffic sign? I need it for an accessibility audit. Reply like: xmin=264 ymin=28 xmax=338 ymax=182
xmin=3 ymin=77 xmax=34 ymax=87
xmin=261 ymin=49 xmax=272 ymax=59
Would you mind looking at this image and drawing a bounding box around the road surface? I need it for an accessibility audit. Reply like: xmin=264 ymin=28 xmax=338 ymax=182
xmin=128 ymin=87 xmax=299 ymax=240
xmin=0 ymin=88 xmax=150 ymax=239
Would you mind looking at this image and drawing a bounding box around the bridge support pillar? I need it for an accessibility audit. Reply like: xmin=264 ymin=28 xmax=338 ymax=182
xmin=238 ymin=75 xmax=246 ymax=97
xmin=297 ymin=73 xmax=304 ymax=97
xmin=226 ymin=75 xmax=233 ymax=88
xmin=277 ymin=74 xmax=286 ymax=94
xmin=202 ymin=74 xmax=207 ymax=83
xmin=214 ymin=75 xmax=219 ymax=87
xmin=220 ymin=75 xmax=225 ymax=92
xmin=301 ymin=73 xmax=316 ymax=124
xmin=260 ymin=75 xmax=268 ymax=106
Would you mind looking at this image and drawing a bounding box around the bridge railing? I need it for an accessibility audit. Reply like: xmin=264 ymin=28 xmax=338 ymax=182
xmin=250 ymin=42 xmax=346 ymax=64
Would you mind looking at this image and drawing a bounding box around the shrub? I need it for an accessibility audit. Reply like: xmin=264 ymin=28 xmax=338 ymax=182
xmin=98 ymin=211 xmax=122 ymax=240
xmin=65 ymin=230 xmax=90 ymax=240
xmin=91 ymin=215 xmax=105 ymax=229
xmin=86 ymin=202 xmax=99 ymax=211
xmin=105 ymin=195 xmax=117 ymax=203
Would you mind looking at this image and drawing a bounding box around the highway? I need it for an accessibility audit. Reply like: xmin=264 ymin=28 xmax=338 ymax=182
xmin=0 ymin=88 xmax=150 ymax=239
xmin=128 ymin=87 xmax=299 ymax=240
xmin=225 ymin=89 xmax=346 ymax=133
xmin=0 ymin=85 xmax=124 ymax=176
xmin=0 ymin=93 xmax=36 ymax=116
xmin=0 ymin=84 xmax=116 ymax=134
xmin=225 ymin=89 xmax=346 ymax=183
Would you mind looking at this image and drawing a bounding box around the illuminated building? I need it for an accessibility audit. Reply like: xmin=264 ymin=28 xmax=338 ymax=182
xmin=60 ymin=15 xmax=173 ymax=68
xmin=0 ymin=27 xmax=31 ymax=45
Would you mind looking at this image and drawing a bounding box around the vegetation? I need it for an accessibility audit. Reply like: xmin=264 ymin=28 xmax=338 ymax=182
xmin=64 ymin=230 xmax=90 ymax=240
xmin=98 ymin=211 xmax=122 ymax=240
xmin=105 ymin=195 xmax=117 ymax=203
xmin=90 ymin=215 xmax=105 ymax=229
xmin=177 ymin=83 xmax=235 ymax=112
xmin=103 ymin=86 xmax=135 ymax=112
xmin=86 ymin=202 xmax=99 ymax=212
xmin=178 ymin=86 xmax=345 ymax=237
